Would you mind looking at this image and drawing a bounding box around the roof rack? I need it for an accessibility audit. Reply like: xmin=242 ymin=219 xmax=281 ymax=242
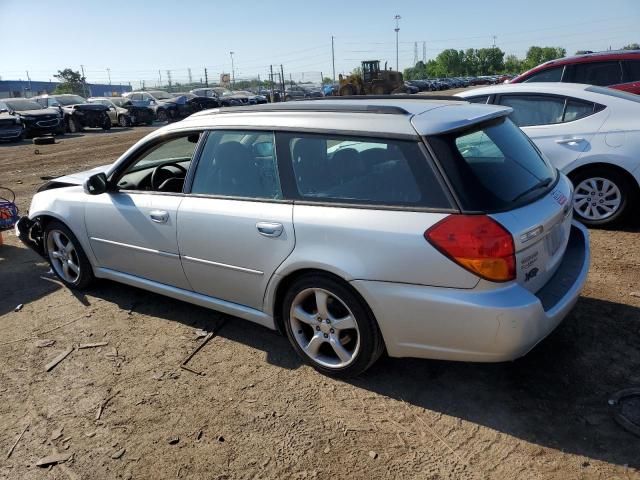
xmin=311 ymin=95 xmax=466 ymax=102
xmin=206 ymin=103 xmax=411 ymax=115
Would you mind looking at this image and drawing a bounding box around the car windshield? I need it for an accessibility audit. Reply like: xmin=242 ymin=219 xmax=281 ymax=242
xmin=426 ymin=117 xmax=556 ymax=212
xmin=148 ymin=91 xmax=173 ymax=100
xmin=4 ymin=99 xmax=44 ymax=111
xmin=55 ymin=95 xmax=86 ymax=105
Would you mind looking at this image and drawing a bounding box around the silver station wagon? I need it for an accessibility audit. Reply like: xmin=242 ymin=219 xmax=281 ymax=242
xmin=17 ymin=97 xmax=590 ymax=377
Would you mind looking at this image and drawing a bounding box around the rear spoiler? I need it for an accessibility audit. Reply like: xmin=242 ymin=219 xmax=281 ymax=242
xmin=411 ymin=104 xmax=513 ymax=136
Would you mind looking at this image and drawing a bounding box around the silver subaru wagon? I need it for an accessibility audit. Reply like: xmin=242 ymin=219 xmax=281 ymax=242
xmin=17 ymin=98 xmax=590 ymax=377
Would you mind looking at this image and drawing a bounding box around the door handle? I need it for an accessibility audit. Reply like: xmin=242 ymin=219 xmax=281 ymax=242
xmin=149 ymin=210 xmax=169 ymax=223
xmin=256 ymin=222 xmax=283 ymax=237
xmin=555 ymin=137 xmax=584 ymax=145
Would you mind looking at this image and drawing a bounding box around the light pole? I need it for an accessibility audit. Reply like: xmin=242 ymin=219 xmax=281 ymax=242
xmin=394 ymin=15 xmax=401 ymax=72
xmin=229 ymin=51 xmax=235 ymax=88
xmin=106 ymin=67 xmax=111 ymax=86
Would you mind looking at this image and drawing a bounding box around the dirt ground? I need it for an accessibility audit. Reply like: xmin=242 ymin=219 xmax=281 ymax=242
xmin=1 ymin=124 xmax=640 ymax=480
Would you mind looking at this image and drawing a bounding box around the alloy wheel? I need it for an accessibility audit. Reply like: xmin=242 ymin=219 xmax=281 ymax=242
xmin=573 ymin=177 xmax=622 ymax=221
xmin=289 ymin=288 xmax=360 ymax=369
xmin=46 ymin=229 xmax=81 ymax=284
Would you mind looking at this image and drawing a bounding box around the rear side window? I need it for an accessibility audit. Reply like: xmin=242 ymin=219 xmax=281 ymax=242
xmin=564 ymin=99 xmax=595 ymax=122
xmin=278 ymin=133 xmax=450 ymax=208
xmin=523 ymin=66 xmax=563 ymax=82
xmin=426 ymin=117 xmax=556 ymax=212
xmin=498 ymin=95 xmax=565 ymax=126
xmin=623 ymin=60 xmax=640 ymax=82
xmin=571 ymin=61 xmax=622 ymax=86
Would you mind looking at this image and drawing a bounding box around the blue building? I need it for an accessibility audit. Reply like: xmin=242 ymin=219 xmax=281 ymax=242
xmin=0 ymin=80 xmax=132 ymax=98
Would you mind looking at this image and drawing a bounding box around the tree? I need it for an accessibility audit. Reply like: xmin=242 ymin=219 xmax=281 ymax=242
xmin=53 ymin=68 xmax=86 ymax=95
xmin=522 ymin=46 xmax=566 ymax=71
xmin=322 ymin=76 xmax=333 ymax=84
xmin=622 ymin=43 xmax=640 ymax=50
xmin=475 ymin=47 xmax=504 ymax=75
xmin=504 ymin=54 xmax=522 ymax=74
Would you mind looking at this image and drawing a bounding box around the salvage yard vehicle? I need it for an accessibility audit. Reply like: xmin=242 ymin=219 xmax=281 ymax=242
xmin=190 ymin=88 xmax=242 ymax=107
xmin=338 ymin=60 xmax=406 ymax=96
xmin=123 ymin=91 xmax=189 ymax=122
xmin=457 ymin=83 xmax=640 ymax=226
xmin=88 ymin=97 xmax=155 ymax=127
xmin=0 ymin=109 xmax=25 ymax=142
xmin=33 ymin=94 xmax=110 ymax=133
xmin=509 ymin=49 xmax=640 ymax=95
xmin=0 ymin=98 xmax=63 ymax=138
xmin=172 ymin=92 xmax=221 ymax=112
xmin=16 ymin=98 xmax=590 ymax=377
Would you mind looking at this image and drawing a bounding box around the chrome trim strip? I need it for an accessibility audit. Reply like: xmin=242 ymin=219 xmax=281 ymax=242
xmin=181 ymin=255 xmax=263 ymax=276
xmin=90 ymin=237 xmax=179 ymax=259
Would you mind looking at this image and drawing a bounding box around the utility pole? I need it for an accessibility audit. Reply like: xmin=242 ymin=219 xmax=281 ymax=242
xmin=166 ymin=70 xmax=172 ymax=91
xmin=106 ymin=67 xmax=112 ymax=86
xmin=80 ymin=64 xmax=88 ymax=97
xmin=204 ymin=68 xmax=208 ymax=87
xmin=492 ymin=35 xmax=497 ymax=48
xmin=188 ymin=68 xmax=193 ymax=84
xmin=158 ymin=70 xmax=162 ymax=87
xmin=280 ymin=64 xmax=285 ymax=98
xmin=331 ymin=35 xmax=336 ymax=81
xmin=422 ymin=42 xmax=426 ymax=63
xmin=25 ymin=71 xmax=32 ymax=97
xmin=413 ymin=42 xmax=418 ymax=66
xmin=394 ymin=15 xmax=401 ymax=71
xmin=230 ymin=51 xmax=235 ymax=88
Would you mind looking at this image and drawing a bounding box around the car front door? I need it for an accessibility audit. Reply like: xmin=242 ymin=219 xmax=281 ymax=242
xmin=177 ymin=130 xmax=294 ymax=311
xmin=84 ymin=132 xmax=203 ymax=289
xmin=496 ymin=93 xmax=606 ymax=171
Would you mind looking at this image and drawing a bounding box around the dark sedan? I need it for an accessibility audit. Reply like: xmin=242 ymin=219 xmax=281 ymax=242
xmin=33 ymin=94 xmax=110 ymax=133
xmin=0 ymin=98 xmax=64 ymax=138
xmin=172 ymin=92 xmax=221 ymax=113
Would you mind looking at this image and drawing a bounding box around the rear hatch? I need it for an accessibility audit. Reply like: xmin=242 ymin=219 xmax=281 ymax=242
xmin=424 ymin=113 xmax=573 ymax=292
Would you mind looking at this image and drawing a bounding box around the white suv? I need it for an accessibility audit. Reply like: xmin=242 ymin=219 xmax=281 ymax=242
xmin=17 ymin=98 xmax=589 ymax=376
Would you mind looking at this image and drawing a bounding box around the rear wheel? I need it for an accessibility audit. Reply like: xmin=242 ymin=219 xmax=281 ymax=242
xmin=102 ymin=115 xmax=111 ymax=130
xmin=371 ymin=84 xmax=386 ymax=95
xmin=44 ymin=220 xmax=94 ymax=289
xmin=67 ymin=116 xmax=80 ymax=133
xmin=339 ymin=84 xmax=355 ymax=96
xmin=156 ymin=109 xmax=168 ymax=122
xmin=118 ymin=115 xmax=129 ymax=127
xmin=570 ymin=168 xmax=631 ymax=226
xmin=282 ymin=274 xmax=384 ymax=377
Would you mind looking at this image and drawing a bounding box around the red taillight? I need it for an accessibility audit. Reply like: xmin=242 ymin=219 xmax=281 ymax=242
xmin=425 ymin=215 xmax=516 ymax=282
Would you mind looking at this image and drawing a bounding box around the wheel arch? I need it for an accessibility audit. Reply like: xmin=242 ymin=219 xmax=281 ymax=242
xmin=566 ymin=161 xmax=640 ymax=196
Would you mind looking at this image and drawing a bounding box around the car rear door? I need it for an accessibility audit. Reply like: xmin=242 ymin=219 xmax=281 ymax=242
xmin=177 ymin=130 xmax=294 ymax=311
xmin=496 ymin=93 xmax=607 ymax=172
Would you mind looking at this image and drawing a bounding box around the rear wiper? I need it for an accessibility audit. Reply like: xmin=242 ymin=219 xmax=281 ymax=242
xmin=512 ymin=177 xmax=553 ymax=202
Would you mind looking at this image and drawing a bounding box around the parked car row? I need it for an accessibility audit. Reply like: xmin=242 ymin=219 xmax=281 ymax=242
xmin=406 ymin=75 xmax=513 ymax=92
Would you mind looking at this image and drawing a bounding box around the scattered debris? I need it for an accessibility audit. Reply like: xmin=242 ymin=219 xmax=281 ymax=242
xmin=6 ymin=423 xmax=29 ymax=459
xmin=217 ymin=435 xmax=225 ymax=443
xmin=84 ymin=431 xmax=96 ymax=438
xmin=36 ymin=452 xmax=72 ymax=467
xmin=51 ymin=428 xmax=64 ymax=441
xmin=14 ymin=304 xmax=23 ymax=312
xmin=323 ymin=446 xmax=330 ymax=454
xmin=194 ymin=329 xmax=208 ymax=338
xmin=168 ymin=437 xmax=180 ymax=445
xmin=368 ymin=450 xmax=378 ymax=459
xmin=78 ymin=342 xmax=109 ymax=350
xmin=180 ymin=321 xmax=226 ymax=375
xmin=96 ymin=391 xmax=120 ymax=420
xmin=45 ymin=346 xmax=74 ymax=372
xmin=111 ymin=448 xmax=126 ymax=459
xmin=36 ymin=339 xmax=56 ymax=348
xmin=630 ymin=292 xmax=640 ymax=298
xmin=195 ymin=430 xmax=203 ymax=441
xmin=105 ymin=347 xmax=119 ymax=358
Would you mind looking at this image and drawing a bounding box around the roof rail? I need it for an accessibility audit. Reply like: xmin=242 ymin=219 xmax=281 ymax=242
xmin=202 ymin=103 xmax=411 ymax=115
xmin=313 ymin=95 xmax=466 ymax=102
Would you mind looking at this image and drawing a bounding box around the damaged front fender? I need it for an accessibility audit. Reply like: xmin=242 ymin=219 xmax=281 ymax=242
xmin=15 ymin=216 xmax=46 ymax=258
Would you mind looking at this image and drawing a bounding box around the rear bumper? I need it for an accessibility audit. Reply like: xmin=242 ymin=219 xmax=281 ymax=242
xmin=352 ymin=221 xmax=590 ymax=362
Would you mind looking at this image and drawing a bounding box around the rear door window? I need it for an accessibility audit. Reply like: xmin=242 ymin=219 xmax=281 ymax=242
xmin=571 ymin=61 xmax=623 ymax=86
xmin=426 ymin=117 xmax=556 ymax=212
xmin=277 ymin=133 xmax=450 ymax=208
xmin=523 ymin=66 xmax=563 ymax=82
xmin=623 ymin=60 xmax=640 ymax=82
xmin=498 ymin=95 xmax=565 ymax=126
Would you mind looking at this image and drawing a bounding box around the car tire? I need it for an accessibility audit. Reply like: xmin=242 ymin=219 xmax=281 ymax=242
xmin=67 ymin=116 xmax=80 ymax=133
xmin=118 ymin=115 xmax=129 ymax=127
xmin=282 ymin=274 xmax=385 ymax=377
xmin=372 ymin=84 xmax=386 ymax=95
xmin=145 ymin=119 xmax=154 ymax=126
xmin=156 ymin=109 xmax=168 ymax=123
xmin=570 ymin=168 xmax=632 ymax=227
xmin=44 ymin=220 xmax=95 ymax=289
xmin=102 ymin=115 xmax=112 ymax=130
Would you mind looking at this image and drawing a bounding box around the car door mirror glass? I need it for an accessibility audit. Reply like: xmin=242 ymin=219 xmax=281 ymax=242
xmin=84 ymin=172 xmax=109 ymax=195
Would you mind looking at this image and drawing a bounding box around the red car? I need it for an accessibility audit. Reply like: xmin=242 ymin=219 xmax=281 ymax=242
xmin=510 ymin=50 xmax=640 ymax=94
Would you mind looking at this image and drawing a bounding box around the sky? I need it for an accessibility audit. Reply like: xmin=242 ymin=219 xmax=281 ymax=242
xmin=0 ymin=0 xmax=639 ymax=88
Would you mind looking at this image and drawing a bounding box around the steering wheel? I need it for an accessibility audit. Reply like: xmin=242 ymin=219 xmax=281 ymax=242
xmin=150 ymin=162 xmax=188 ymax=190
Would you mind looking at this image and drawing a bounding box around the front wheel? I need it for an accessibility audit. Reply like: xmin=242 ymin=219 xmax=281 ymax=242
xmin=156 ymin=109 xmax=168 ymax=122
xmin=102 ymin=115 xmax=112 ymax=130
xmin=67 ymin=116 xmax=81 ymax=133
xmin=570 ymin=168 xmax=631 ymax=227
xmin=282 ymin=275 xmax=384 ymax=377
xmin=44 ymin=220 xmax=94 ymax=289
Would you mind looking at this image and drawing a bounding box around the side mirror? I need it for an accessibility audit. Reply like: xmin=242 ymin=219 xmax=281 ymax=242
xmin=84 ymin=172 xmax=108 ymax=195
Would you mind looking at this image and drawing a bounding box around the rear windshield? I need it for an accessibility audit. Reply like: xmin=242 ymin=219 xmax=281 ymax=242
xmin=426 ymin=117 xmax=556 ymax=212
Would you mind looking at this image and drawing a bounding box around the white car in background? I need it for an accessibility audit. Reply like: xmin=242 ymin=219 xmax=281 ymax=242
xmin=457 ymin=83 xmax=640 ymax=226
